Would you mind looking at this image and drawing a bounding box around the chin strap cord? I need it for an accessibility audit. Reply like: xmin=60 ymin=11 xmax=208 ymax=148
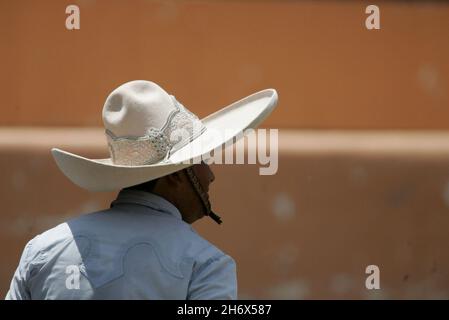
xmin=185 ymin=167 xmax=222 ymax=225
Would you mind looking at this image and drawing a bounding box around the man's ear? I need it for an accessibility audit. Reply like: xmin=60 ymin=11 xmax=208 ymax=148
xmin=164 ymin=170 xmax=185 ymax=186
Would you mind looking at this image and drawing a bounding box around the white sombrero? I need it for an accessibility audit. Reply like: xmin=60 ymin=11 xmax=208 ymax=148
xmin=52 ymin=80 xmax=278 ymax=192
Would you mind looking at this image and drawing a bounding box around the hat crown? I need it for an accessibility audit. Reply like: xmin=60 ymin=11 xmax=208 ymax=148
xmin=102 ymin=80 xmax=205 ymax=166
xmin=103 ymin=81 xmax=176 ymax=137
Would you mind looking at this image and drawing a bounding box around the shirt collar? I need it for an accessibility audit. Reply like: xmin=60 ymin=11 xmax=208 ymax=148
xmin=111 ymin=189 xmax=183 ymax=221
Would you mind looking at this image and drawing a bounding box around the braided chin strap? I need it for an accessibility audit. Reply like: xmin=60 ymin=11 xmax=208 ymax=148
xmin=185 ymin=167 xmax=222 ymax=225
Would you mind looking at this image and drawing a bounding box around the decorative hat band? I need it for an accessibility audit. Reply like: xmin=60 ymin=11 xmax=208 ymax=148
xmin=106 ymin=97 xmax=206 ymax=166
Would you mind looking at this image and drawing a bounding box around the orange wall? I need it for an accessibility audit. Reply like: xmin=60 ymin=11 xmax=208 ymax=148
xmin=2 ymin=129 xmax=449 ymax=299
xmin=0 ymin=0 xmax=448 ymax=128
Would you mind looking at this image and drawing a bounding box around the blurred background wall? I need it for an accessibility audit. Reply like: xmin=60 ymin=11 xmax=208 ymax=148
xmin=1 ymin=0 xmax=449 ymax=299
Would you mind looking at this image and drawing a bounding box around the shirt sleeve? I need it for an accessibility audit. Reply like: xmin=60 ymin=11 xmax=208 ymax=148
xmin=187 ymin=253 xmax=237 ymax=300
xmin=5 ymin=238 xmax=36 ymax=300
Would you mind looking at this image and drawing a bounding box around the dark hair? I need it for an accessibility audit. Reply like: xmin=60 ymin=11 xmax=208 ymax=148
xmin=124 ymin=178 xmax=160 ymax=193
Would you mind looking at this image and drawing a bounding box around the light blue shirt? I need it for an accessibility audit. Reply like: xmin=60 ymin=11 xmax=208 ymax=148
xmin=6 ymin=190 xmax=237 ymax=300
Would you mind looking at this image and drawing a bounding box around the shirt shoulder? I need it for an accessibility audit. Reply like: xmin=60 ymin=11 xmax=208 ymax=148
xmin=185 ymin=230 xmax=237 ymax=300
xmin=181 ymin=225 xmax=231 ymax=262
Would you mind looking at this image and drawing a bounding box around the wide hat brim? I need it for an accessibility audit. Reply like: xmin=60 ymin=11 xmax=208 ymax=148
xmin=52 ymin=89 xmax=278 ymax=192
